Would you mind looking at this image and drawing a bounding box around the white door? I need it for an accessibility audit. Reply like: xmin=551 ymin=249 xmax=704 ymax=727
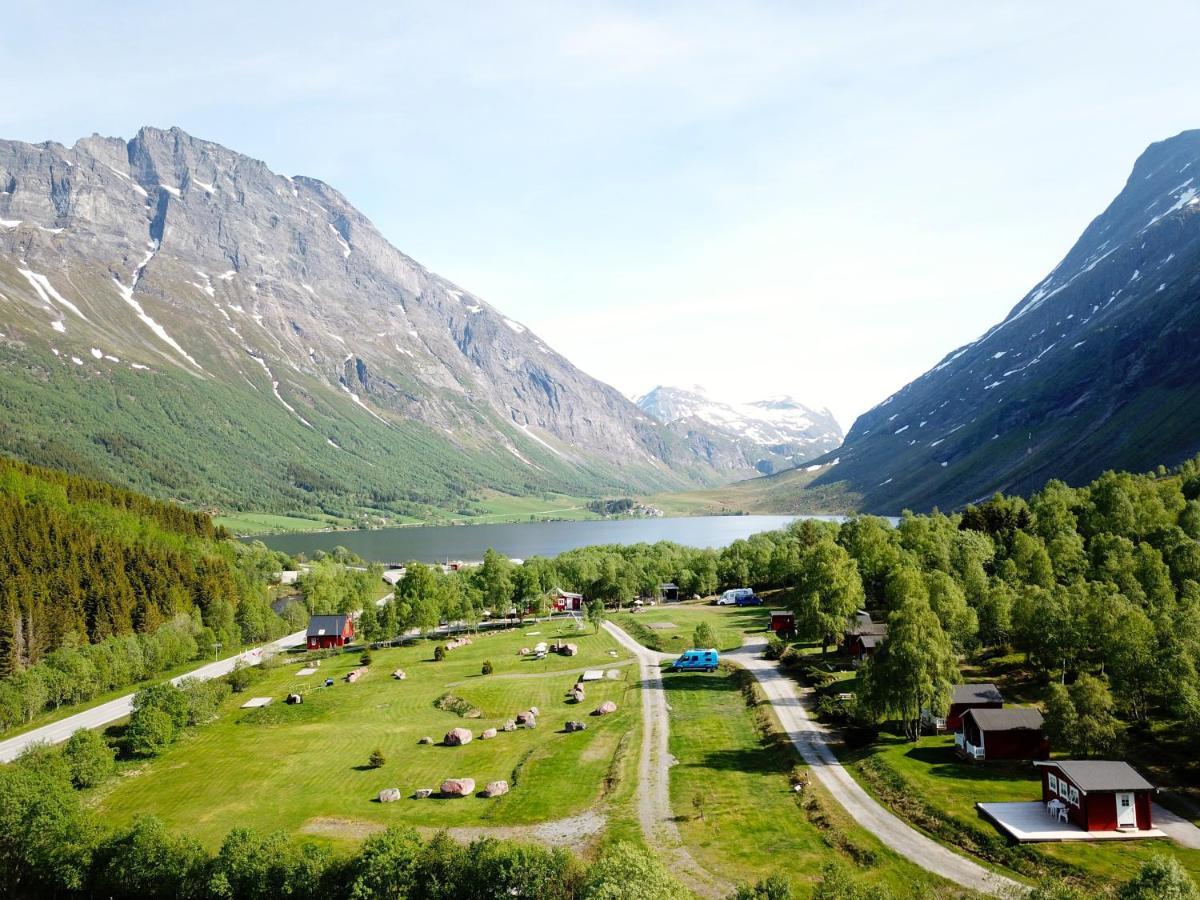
xmin=1116 ymin=792 xmax=1137 ymax=828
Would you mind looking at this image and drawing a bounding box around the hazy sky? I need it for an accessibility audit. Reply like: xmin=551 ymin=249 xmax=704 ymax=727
xmin=4 ymin=1 xmax=1200 ymax=428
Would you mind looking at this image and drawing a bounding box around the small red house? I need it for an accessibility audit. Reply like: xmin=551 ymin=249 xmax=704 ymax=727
xmin=306 ymin=614 xmax=353 ymax=650
xmin=769 ymin=610 xmax=796 ymax=637
xmin=956 ymin=707 xmax=1048 ymax=761
xmin=843 ymin=612 xmax=887 ymax=661
xmin=552 ymin=589 xmax=584 ymax=612
xmin=946 ymin=683 xmax=1004 ymax=731
xmin=1034 ymin=761 xmax=1156 ymax=832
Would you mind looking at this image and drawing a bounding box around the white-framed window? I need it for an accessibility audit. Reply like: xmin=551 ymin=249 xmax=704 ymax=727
xmin=1048 ymin=773 xmax=1058 ymax=793
xmin=1059 ymin=779 xmax=1070 ymax=800
xmin=1069 ymin=786 xmax=1080 ymax=807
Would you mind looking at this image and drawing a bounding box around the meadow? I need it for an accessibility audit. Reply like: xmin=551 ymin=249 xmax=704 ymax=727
xmin=94 ymin=621 xmax=636 ymax=849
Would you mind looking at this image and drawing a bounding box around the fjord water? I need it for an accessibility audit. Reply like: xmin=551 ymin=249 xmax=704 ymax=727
xmin=256 ymin=515 xmax=821 ymax=563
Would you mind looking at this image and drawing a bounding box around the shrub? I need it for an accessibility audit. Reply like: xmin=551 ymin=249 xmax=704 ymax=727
xmin=226 ymin=662 xmax=257 ymax=693
xmin=368 ymin=749 xmax=386 ymax=769
xmin=766 ymin=635 xmax=786 ymax=660
xmin=433 ymin=645 xmax=447 ymax=662
xmin=127 ymin=707 xmax=176 ymax=757
xmin=360 ymin=651 xmax=373 ymax=667
xmin=62 ymin=728 xmax=115 ymax=788
xmin=1118 ymin=855 xmax=1200 ymax=900
xmin=481 ymin=660 xmax=494 ymax=676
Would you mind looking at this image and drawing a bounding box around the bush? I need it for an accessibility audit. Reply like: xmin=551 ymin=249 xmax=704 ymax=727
xmin=368 ymin=749 xmax=386 ymax=769
xmin=433 ymin=645 xmax=447 ymax=662
xmin=127 ymin=707 xmax=176 ymax=757
xmin=766 ymin=635 xmax=786 ymax=660
xmin=360 ymin=651 xmax=373 ymax=667
xmin=481 ymin=660 xmax=494 ymax=676
xmin=1118 ymin=855 xmax=1200 ymax=900
xmin=226 ymin=662 xmax=256 ymax=693
xmin=62 ymin=728 xmax=115 ymax=788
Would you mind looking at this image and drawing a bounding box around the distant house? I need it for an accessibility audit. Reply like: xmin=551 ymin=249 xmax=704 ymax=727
xmin=659 ymin=583 xmax=680 ymax=603
xmin=275 ymin=570 xmax=300 ymax=585
xmin=956 ymin=707 xmax=1048 ymax=761
xmin=769 ymin=610 xmax=796 ymax=637
xmin=843 ymin=611 xmax=887 ymax=661
xmin=946 ymin=683 xmax=1004 ymax=731
xmin=381 ymin=568 xmax=406 ymax=586
xmin=552 ymin=589 xmax=584 ymax=612
xmin=306 ymin=614 xmax=354 ymax=650
xmin=1034 ymin=761 xmax=1156 ymax=832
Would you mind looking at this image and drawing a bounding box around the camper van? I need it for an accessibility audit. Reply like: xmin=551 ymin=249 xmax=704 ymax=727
xmin=716 ymin=588 xmax=757 ymax=606
xmin=669 ymin=649 xmax=720 ymax=672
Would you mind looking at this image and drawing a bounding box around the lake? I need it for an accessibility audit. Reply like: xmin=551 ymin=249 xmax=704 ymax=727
xmin=254 ymin=515 xmax=836 ymax=563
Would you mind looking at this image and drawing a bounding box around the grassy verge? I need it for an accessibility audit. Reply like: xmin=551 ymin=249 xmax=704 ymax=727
xmin=612 ymin=601 xmax=771 ymax=654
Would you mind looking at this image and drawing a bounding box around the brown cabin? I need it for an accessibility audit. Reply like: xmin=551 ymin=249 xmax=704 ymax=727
xmin=1035 ymin=761 xmax=1156 ymax=832
xmin=843 ymin=611 xmax=887 ymax=661
xmin=946 ymin=683 xmax=1004 ymax=731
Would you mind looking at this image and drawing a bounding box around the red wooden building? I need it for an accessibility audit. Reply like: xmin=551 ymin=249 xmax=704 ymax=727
xmin=769 ymin=610 xmax=796 ymax=637
xmin=306 ymin=614 xmax=354 ymax=650
xmin=842 ymin=612 xmax=887 ymax=661
xmin=552 ymin=589 xmax=584 ymax=612
xmin=1034 ymin=761 xmax=1156 ymax=832
xmin=946 ymin=682 xmax=1004 ymax=731
xmin=956 ymin=707 xmax=1048 ymax=761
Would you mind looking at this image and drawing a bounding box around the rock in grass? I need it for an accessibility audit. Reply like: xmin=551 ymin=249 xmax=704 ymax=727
xmin=444 ymin=727 xmax=473 ymax=746
xmin=418 ymin=736 xmax=434 ymax=745
xmin=595 ymin=700 xmax=617 ymax=716
xmin=502 ymin=720 xmax=517 ymax=732
xmin=480 ymin=727 xmax=497 ymax=740
xmin=440 ymin=777 xmax=475 ymax=797
xmin=484 ymin=780 xmax=509 ymax=797
xmin=392 ymin=669 xmax=407 ymax=680
xmin=378 ymin=787 xmax=401 ymax=803
xmin=529 ymin=706 xmax=540 ymax=717
xmin=515 ymin=711 xmax=535 ymax=726
xmin=413 ymin=788 xmax=433 ymax=799
xmin=565 ymin=721 xmax=586 ymax=732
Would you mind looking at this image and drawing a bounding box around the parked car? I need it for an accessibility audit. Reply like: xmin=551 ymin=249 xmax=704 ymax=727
xmin=669 ymin=649 xmax=720 ymax=672
xmin=735 ymin=593 xmax=763 ymax=606
xmin=716 ymin=588 xmax=755 ymax=606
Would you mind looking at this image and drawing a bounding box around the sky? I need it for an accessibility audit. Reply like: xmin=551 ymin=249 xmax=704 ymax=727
xmin=4 ymin=1 xmax=1200 ymax=429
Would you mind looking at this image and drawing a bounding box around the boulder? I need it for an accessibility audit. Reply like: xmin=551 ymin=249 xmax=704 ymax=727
xmin=561 ymin=643 xmax=578 ymax=657
xmin=378 ymin=787 xmax=402 ymax=803
xmin=520 ymin=647 xmax=531 ymax=655
xmin=418 ymin=736 xmax=435 ymax=745
xmin=515 ymin=711 xmax=534 ymax=726
xmin=483 ymin=780 xmax=509 ymax=798
xmin=286 ymin=693 xmax=303 ymax=705
xmin=502 ymin=719 xmax=517 ymax=732
xmin=440 ymin=778 xmax=475 ymax=797
xmin=392 ymin=669 xmax=407 ymax=680
xmin=480 ymin=728 xmax=497 ymax=740
xmin=595 ymin=700 xmax=617 ymax=716
xmin=444 ymin=727 xmax=473 ymax=746
xmin=571 ymin=689 xmax=585 ymax=703
xmin=565 ymin=720 xmax=587 ymax=732
xmin=529 ymin=706 xmax=540 ymax=717
xmin=413 ymin=788 xmax=433 ymax=799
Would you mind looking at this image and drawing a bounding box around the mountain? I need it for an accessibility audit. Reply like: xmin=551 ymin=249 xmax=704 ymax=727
xmin=803 ymin=129 xmax=1200 ymax=512
xmin=636 ymin=385 xmax=842 ymax=476
xmin=0 ymin=126 xmax=721 ymax=521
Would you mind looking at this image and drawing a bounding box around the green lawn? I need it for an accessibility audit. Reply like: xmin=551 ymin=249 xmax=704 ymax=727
xmin=612 ymin=600 xmax=772 ymax=653
xmin=847 ymin=734 xmax=1200 ymax=887
xmin=94 ymin=622 xmax=636 ymax=849
xmin=665 ymin=668 xmax=958 ymax=897
xmin=215 ymin=511 xmax=352 ymax=535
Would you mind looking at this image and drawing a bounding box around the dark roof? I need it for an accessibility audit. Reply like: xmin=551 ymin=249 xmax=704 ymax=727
xmin=952 ymin=683 xmax=1004 ymax=706
xmin=859 ymin=633 xmax=886 ymax=648
xmin=1037 ymin=760 xmax=1155 ymax=793
xmin=659 ymin=583 xmax=678 ymax=590
xmin=964 ymin=707 xmax=1043 ymax=732
xmin=307 ymin=614 xmax=349 ymax=637
xmin=770 ymin=609 xmax=794 ymax=616
xmin=555 ymin=589 xmax=582 ymax=599
xmin=847 ymin=622 xmax=888 ymax=637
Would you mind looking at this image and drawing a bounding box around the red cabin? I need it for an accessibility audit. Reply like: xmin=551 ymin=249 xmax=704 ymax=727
xmin=306 ymin=614 xmax=354 ymax=650
xmin=769 ymin=610 xmax=796 ymax=637
xmin=552 ymin=589 xmax=584 ymax=612
xmin=842 ymin=611 xmax=887 ymax=661
xmin=956 ymin=707 xmax=1048 ymax=761
xmin=1035 ymin=761 xmax=1156 ymax=832
xmin=946 ymin=683 xmax=1004 ymax=731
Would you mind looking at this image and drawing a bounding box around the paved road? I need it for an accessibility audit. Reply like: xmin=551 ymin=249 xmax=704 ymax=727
xmin=0 ymin=628 xmax=307 ymax=763
xmin=603 ymin=621 xmax=733 ymax=900
xmin=728 ymin=638 xmax=1022 ymax=897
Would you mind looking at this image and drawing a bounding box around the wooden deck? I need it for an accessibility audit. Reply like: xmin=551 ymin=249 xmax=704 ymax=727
xmin=977 ymin=801 xmax=1167 ymax=842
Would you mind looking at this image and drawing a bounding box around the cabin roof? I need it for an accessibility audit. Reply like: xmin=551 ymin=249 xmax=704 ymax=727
xmin=307 ymin=614 xmax=350 ymax=637
xmin=1036 ymin=760 xmax=1154 ymax=792
xmin=964 ymin=707 xmax=1043 ymax=732
xmin=951 ymin=683 xmax=1004 ymax=705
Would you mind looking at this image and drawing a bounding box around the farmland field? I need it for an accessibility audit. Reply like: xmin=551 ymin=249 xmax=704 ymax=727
xmin=94 ymin=621 xmax=636 ymax=849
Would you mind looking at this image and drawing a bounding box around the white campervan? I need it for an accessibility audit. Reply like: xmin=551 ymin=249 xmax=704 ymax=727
xmin=716 ymin=588 xmax=754 ymax=606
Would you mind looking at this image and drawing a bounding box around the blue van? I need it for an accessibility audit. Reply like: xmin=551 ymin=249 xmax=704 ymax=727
xmin=670 ymin=648 xmax=719 ymax=672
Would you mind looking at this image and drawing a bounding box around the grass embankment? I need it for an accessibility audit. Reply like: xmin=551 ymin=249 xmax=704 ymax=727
xmin=663 ymin=666 xmax=958 ymax=896
xmin=94 ymin=622 xmax=635 ymax=849
xmin=612 ymin=600 xmax=771 ymax=654
xmin=845 ymin=733 xmax=1200 ymax=888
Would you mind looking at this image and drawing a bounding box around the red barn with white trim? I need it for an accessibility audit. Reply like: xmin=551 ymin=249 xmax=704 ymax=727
xmin=1035 ymin=760 xmax=1156 ymax=832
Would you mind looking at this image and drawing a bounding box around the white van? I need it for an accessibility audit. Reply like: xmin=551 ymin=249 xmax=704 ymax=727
xmin=716 ymin=588 xmax=754 ymax=606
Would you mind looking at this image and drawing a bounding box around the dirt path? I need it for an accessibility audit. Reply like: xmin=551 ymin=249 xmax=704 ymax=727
xmin=728 ymin=637 xmax=1022 ymax=897
xmin=300 ymin=809 xmax=606 ymax=848
xmin=603 ymin=621 xmax=734 ymax=899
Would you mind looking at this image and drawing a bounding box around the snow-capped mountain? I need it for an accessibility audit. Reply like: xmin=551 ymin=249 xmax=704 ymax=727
xmin=0 ymin=126 xmax=726 ymax=516
xmin=636 ymin=385 xmax=842 ymax=476
xmin=804 ymin=129 xmax=1200 ymax=512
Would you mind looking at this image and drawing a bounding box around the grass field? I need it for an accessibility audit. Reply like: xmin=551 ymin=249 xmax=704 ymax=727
xmin=94 ymin=621 xmax=636 ymax=849
xmin=645 ymin=465 xmax=861 ymax=517
xmin=612 ymin=600 xmax=772 ymax=654
xmin=664 ymin=668 xmax=952 ymax=896
xmin=846 ymin=734 xmax=1200 ymax=886
xmin=215 ymin=511 xmax=354 ymax=535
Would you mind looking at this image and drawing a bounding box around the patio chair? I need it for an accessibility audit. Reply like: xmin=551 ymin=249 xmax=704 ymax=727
xmin=1056 ymin=806 xmax=1068 ymax=823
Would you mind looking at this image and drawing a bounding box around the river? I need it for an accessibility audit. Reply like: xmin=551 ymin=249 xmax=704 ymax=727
xmin=254 ymin=515 xmax=841 ymax=563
